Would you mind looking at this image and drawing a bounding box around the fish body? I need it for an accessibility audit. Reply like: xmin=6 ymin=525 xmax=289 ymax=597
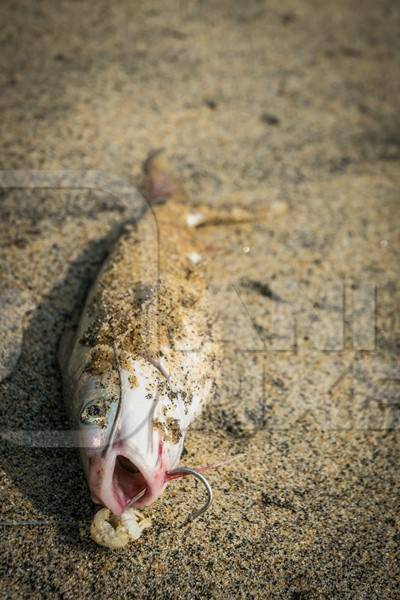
xmin=60 ymin=156 xmax=218 ymax=516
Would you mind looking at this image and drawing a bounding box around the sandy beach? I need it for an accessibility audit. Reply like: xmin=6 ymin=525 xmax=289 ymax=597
xmin=0 ymin=1 xmax=399 ymax=598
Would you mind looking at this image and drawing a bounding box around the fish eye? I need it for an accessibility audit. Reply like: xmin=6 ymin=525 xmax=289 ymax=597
xmin=80 ymin=401 xmax=107 ymax=425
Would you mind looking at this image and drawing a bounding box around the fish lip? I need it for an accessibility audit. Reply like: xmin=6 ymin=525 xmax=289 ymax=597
xmin=89 ymin=446 xmax=167 ymax=516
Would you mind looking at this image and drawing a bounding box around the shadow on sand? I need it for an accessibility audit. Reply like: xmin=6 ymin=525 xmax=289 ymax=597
xmin=0 ymin=211 xmax=140 ymax=547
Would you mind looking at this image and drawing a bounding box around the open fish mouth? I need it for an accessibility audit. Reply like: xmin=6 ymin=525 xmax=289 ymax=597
xmin=113 ymin=455 xmax=149 ymax=509
xmin=88 ymin=449 xmax=167 ymax=515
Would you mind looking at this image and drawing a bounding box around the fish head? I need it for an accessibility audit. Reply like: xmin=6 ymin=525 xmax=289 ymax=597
xmin=76 ymin=357 xmax=186 ymax=516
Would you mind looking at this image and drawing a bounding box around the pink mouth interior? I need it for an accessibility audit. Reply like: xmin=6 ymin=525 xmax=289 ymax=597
xmin=113 ymin=455 xmax=148 ymax=509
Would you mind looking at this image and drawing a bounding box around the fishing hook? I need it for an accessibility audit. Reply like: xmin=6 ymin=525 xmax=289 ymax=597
xmin=167 ymin=466 xmax=213 ymax=525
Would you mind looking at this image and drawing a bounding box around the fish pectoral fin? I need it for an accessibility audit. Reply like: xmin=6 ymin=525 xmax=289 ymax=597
xmin=58 ymin=304 xmax=83 ymax=371
xmin=58 ymin=324 xmax=78 ymax=372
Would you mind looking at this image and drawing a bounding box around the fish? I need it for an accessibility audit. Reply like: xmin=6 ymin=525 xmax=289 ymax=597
xmin=59 ymin=152 xmax=220 ymax=524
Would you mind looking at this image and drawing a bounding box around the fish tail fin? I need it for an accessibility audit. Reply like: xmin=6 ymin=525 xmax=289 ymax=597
xmin=142 ymin=149 xmax=186 ymax=205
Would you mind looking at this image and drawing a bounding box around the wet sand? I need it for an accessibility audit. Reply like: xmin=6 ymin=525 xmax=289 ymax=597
xmin=0 ymin=1 xmax=399 ymax=598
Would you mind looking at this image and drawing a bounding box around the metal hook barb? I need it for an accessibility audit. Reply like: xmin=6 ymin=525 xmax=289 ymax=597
xmin=168 ymin=466 xmax=213 ymax=525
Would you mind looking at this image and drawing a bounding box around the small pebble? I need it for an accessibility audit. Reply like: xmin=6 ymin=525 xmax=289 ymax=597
xmin=186 ymin=213 xmax=205 ymax=228
xmin=187 ymin=251 xmax=202 ymax=265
